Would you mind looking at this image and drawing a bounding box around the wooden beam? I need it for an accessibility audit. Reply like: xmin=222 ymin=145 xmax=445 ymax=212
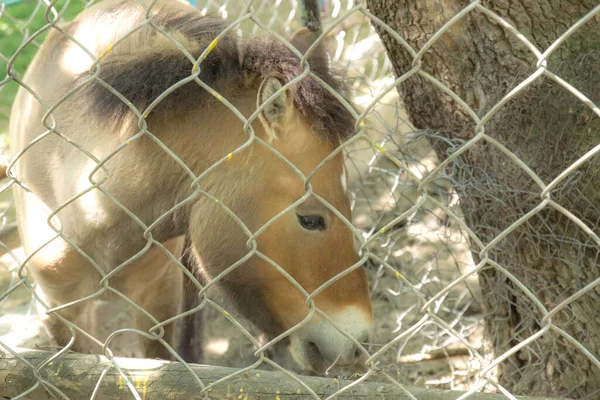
xmin=0 ymin=348 xmax=567 ymax=400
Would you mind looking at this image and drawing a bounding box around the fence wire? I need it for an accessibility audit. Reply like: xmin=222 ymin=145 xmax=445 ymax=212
xmin=0 ymin=0 xmax=598 ymax=399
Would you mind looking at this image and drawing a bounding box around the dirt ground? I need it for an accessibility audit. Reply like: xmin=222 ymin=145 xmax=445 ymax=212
xmin=0 ymin=1 xmax=494 ymax=395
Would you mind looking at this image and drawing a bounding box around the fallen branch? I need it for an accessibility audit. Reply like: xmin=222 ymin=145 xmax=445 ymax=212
xmin=0 ymin=348 xmax=567 ymax=400
xmin=397 ymin=347 xmax=471 ymax=363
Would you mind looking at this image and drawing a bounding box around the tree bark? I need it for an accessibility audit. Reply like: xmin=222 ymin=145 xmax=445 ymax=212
xmin=366 ymin=0 xmax=600 ymax=398
xmin=0 ymin=349 xmax=566 ymax=400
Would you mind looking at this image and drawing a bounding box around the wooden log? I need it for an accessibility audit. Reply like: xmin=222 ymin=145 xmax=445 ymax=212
xmin=0 ymin=348 xmax=568 ymax=400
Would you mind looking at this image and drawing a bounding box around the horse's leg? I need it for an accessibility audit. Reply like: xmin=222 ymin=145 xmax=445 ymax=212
xmin=133 ymin=264 xmax=183 ymax=360
xmin=30 ymin=239 xmax=183 ymax=359
xmin=39 ymin=296 xmax=99 ymax=353
xmin=28 ymin=246 xmax=105 ymax=354
xmin=115 ymin=237 xmax=185 ymax=360
xmin=177 ymin=235 xmax=205 ymax=364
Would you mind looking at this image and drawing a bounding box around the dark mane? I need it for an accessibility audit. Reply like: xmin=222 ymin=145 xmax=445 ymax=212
xmin=77 ymin=7 xmax=356 ymax=145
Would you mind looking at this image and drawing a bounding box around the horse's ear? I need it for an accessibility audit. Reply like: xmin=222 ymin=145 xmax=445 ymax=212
xmin=289 ymin=27 xmax=326 ymax=59
xmin=290 ymin=27 xmax=314 ymax=51
xmin=257 ymin=76 xmax=292 ymax=140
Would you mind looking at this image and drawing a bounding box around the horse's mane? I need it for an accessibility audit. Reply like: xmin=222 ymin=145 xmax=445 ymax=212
xmin=77 ymin=6 xmax=355 ymax=145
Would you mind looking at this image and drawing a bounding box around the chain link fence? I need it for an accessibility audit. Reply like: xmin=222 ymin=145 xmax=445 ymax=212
xmin=0 ymin=0 xmax=598 ymax=399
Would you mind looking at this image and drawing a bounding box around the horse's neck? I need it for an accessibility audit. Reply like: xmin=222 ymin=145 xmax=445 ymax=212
xmin=154 ymin=91 xmax=263 ymax=236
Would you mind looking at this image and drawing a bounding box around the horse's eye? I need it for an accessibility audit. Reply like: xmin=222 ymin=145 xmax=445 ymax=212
xmin=297 ymin=214 xmax=326 ymax=231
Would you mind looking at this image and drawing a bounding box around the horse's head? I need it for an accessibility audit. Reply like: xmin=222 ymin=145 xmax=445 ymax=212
xmin=252 ymin=75 xmax=373 ymax=372
xmin=186 ymin=33 xmax=372 ymax=373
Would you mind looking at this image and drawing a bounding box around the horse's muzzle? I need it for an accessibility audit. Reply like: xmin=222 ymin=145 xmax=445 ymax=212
xmin=289 ymin=306 xmax=372 ymax=373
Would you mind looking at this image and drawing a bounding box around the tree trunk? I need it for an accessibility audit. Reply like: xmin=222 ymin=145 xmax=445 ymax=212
xmin=366 ymin=0 xmax=600 ymax=398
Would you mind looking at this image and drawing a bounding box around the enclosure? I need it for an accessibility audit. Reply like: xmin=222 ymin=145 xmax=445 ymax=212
xmin=0 ymin=0 xmax=599 ymax=399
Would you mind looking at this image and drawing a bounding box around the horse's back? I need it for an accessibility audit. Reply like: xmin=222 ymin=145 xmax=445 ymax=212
xmin=8 ymin=0 xmax=203 ymax=267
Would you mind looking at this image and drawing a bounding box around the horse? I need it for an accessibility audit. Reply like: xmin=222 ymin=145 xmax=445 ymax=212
xmin=8 ymin=0 xmax=373 ymax=373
